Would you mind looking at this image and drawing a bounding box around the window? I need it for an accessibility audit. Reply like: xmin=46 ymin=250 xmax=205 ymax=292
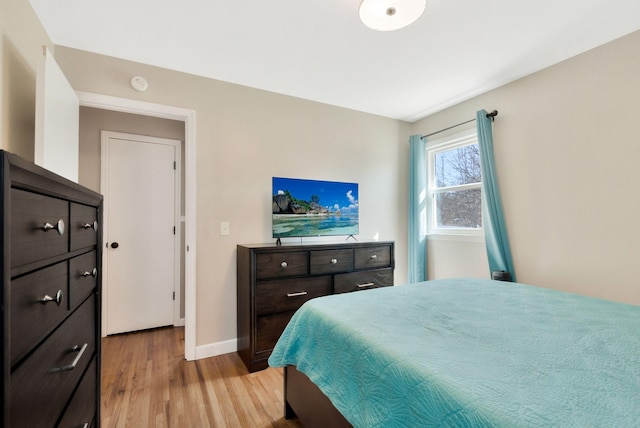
xmin=426 ymin=129 xmax=482 ymax=236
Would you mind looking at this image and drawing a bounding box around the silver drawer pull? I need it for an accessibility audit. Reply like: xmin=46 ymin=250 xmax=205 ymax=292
xmin=83 ymin=268 xmax=98 ymax=278
xmin=330 ymin=258 xmax=338 ymax=264
xmin=42 ymin=219 xmax=65 ymax=235
xmin=287 ymin=291 xmax=308 ymax=298
xmin=370 ymin=254 xmax=378 ymax=260
xmin=52 ymin=343 xmax=88 ymax=372
xmin=281 ymin=261 xmax=288 ymax=268
xmin=83 ymin=221 xmax=99 ymax=232
xmin=41 ymin=289 xmax=63 ymax=306
xmin=357 ymin=282 xmax=375 ymax=288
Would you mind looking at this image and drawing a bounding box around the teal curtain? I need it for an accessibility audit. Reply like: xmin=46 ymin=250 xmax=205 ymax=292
xmin=408 ymin=135 xmax=427 ymax=283
xmin=477 ymin=110 xmax=516 ymax=281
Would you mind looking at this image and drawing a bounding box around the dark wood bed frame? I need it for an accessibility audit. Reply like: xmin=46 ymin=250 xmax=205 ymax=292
xmin=284 ymin=366 xmax=351 ymax=428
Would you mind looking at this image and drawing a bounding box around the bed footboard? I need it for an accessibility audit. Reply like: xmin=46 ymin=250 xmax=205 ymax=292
xmin=284 ymin=366 xmax=351 ymax=428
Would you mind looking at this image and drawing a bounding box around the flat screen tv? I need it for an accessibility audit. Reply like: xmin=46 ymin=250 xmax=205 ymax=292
xmin=272 ymin=177 xmax=359 ymax=239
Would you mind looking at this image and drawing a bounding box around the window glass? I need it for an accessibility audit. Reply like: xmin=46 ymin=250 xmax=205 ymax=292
xmin=435 ymin=189 xmax=482 ymax=228
xmin=427 ymin=131 xmax=482 ymax=235
xmin=434 ymin=145 xmax=481 ymax=187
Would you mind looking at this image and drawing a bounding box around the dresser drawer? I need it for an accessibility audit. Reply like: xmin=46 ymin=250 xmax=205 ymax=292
xmin=70 ymin=203 xmax=99 ymax=251
xmin=334 ymin=268 xmax=393 ymax=294
xmin=57 ymin=357 xmax=97 ymax=428
xmin=256 ymin=312 xmax=294 ymax=353
xmin=256 ymin=251 xmax=308 ymax=279
xmin=69 ymin=251 xmax=98 ymax=310
xmin=256 ymin=276 xmax=332 ymax=315
xmin=310 ymin=248 xmax=354 ymax=274
xmin=11 ymin=188 xmax=69 ymax=268
xmin=11 ymin=261 xmax=68 ymax=367
xmin=10 ymin=295 xmax=96 ymax=427
xmin=354 ymin=245 xmax=392 ymax=270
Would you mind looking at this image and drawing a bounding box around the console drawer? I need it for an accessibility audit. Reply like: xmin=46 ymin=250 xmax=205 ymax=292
xmin=11 ymin=188 xmax=69 ymax=268
xmin=70 ymin=203 xmax=99 ymax=251
xmin=256 ymin=276 xmax=332 ymax=315
xmin=10 ymin=296 xmax=96 ymax=427
xmin=310 ymin=248 xmax=353 ymax=274
xmin=334 ymin=268 xmax=394 ymax=294
xmin=69 ymin=251 xmax=98 ymax=310
xmin=256 ymin=312 xmax=295 ymax=353
xmin=11 ymin=261 xmax=68 ymax=367
xmin=256 ymin=251 xmax=308 ymax=279
xmin=354 ymin=245 xmax=391 ymax=270
xmin=57 ymin=358 xmax=97 ymax=428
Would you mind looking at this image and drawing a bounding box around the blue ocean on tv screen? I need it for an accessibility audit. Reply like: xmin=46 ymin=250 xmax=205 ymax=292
xmin=272 ymin=177 xmax=359 ymax=238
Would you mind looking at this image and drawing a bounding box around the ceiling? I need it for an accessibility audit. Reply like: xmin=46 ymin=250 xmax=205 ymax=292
xmin=29 ymin=0 xmax=640 ymax=122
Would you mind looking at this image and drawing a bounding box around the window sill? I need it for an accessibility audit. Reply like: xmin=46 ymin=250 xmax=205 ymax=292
xmin=426 ymin=233 xmax=485 ymax=243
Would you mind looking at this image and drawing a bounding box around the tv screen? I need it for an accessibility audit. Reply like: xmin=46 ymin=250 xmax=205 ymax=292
xmin=272 ymin=177 xmax=359 ymax=238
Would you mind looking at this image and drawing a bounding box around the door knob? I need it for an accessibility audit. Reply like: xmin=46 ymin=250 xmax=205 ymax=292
xmin=111 ymin=242 xmax=119 ymax=249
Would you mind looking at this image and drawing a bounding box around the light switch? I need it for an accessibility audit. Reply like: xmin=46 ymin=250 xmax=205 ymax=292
xmin=220 ymin=221 xmax=230 ymax=236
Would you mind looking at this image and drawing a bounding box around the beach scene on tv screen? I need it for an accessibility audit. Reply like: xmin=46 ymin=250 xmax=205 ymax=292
xmin=272 ymin=177 xmax=359 ymax=238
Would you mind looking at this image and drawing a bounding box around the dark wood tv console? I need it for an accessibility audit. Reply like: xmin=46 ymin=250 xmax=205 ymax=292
xmin=236 ymin=241 xmax=394 ymax=372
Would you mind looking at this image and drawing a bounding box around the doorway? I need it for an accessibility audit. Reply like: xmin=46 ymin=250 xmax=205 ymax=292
xmin=101 ymin=132 xmax=181 ymax=335
xmin=78 ymin=92 xmax=197 ymax=360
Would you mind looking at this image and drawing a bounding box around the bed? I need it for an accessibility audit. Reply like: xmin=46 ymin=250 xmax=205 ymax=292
xmin=268 ymin=278 xmax=640 ymax=427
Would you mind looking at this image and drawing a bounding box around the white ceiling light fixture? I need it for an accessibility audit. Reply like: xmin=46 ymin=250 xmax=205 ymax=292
xmin=359 ymin=0 xmax=427 ymax=31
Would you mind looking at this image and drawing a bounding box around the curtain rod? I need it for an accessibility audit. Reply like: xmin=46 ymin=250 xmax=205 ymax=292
xmin=420 ymin=110 xmax=498 ymax=140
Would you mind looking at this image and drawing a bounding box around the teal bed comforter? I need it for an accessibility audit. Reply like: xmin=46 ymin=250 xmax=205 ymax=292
xmin=268 ymin=278 xmax=640 ymax=427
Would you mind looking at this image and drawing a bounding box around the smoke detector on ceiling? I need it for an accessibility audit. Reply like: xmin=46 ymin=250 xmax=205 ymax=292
xmin=130 ymin=76 xmax=149 ymax=92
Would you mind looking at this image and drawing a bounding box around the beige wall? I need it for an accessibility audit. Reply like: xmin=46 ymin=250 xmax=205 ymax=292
xmin=55 ymin=46 xmax=410 ymax=348
xmin=412 ymin=30 xmax=640 ymax=305
xmin=427 ymin=238 xmax=489 ymax=280
xmin=0 ymin=0 xmax=53 ymax=159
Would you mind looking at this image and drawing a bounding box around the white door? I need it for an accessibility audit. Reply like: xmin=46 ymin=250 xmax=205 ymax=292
xmin=103 ymin=132 xmax=179 ymax=335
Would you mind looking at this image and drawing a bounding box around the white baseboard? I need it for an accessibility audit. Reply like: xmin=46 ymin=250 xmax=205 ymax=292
xmin=174 ymin=318 xmax=185 ymax=327
xmin=195 ymin=338 xmax=238 ymax=360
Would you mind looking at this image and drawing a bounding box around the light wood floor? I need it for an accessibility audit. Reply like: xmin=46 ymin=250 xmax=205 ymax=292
xmin=101 ymin=326 xmax=302 ymax=427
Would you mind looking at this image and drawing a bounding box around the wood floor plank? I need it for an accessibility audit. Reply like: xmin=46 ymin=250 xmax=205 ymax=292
xmin=101 ymin=326 xmax=302 ymax=427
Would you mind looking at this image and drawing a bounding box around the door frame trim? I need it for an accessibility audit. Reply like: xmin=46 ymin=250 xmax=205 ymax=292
xmin=101 ymin=131 xmax=182 ymax=334
xmin=78 ymin=91 xmax=197 ymax=361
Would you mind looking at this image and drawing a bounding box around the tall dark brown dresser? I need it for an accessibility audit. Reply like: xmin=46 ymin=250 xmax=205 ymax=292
xmin=0 ymin=151 xmax=103 ymax=427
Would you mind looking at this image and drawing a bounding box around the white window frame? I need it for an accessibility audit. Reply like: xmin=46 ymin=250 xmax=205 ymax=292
xmin=426 ymin=127 xmax=484 ymax=241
